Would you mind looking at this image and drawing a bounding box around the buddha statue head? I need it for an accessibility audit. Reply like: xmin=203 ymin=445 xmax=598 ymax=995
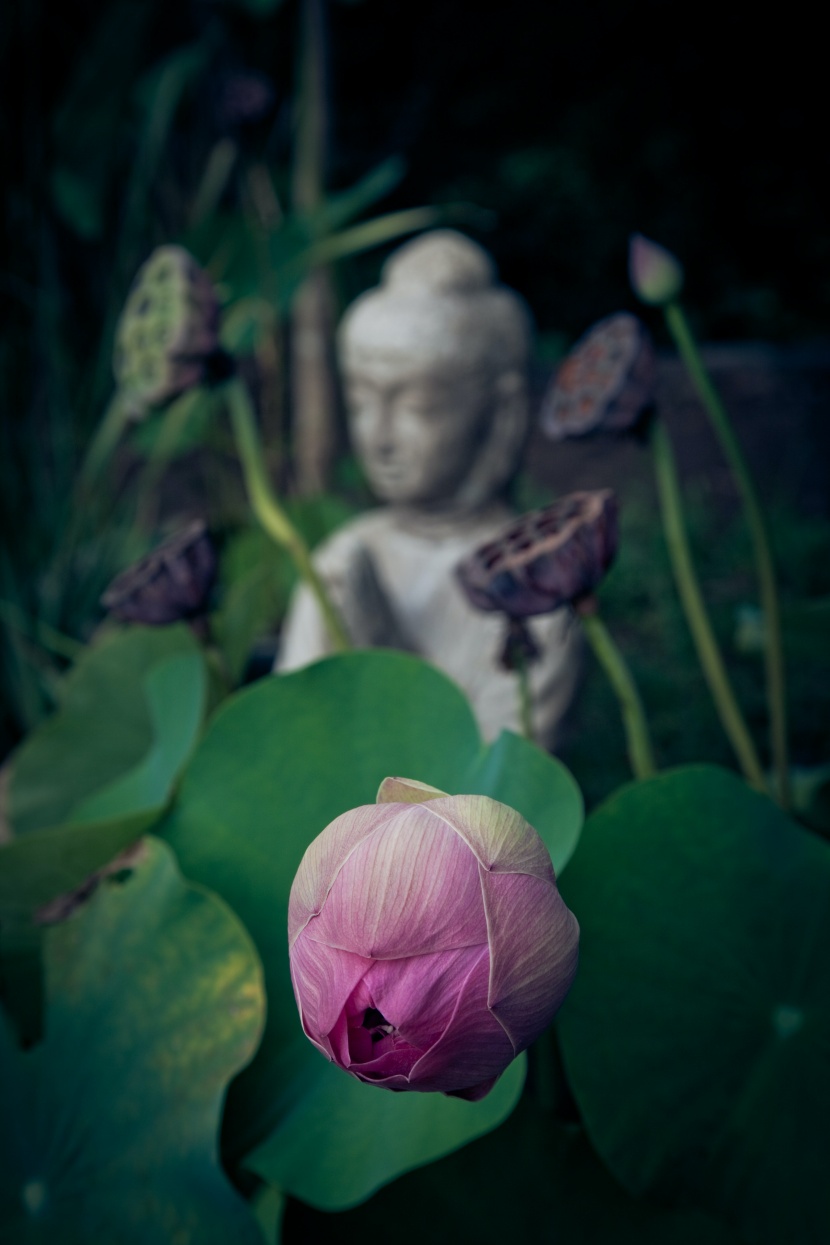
xmin=338 ymin=230 xmax=533 ymax=514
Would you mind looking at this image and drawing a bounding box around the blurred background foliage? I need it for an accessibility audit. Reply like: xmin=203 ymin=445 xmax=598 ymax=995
xmin=1 ymin=0 xmax=828 ymax=771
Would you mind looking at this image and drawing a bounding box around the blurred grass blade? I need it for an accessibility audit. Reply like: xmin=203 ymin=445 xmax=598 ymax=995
xmin=50 ymin=0 xmax=153 ymax=238
xmin=279 ymin=205 xmax=443 ymax=281
xmin=313 ymin=155 xmax=406 ymax=236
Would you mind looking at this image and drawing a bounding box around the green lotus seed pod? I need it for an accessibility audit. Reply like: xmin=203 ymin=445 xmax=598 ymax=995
xmin=113 ymin=246 xmax=221 ymax=413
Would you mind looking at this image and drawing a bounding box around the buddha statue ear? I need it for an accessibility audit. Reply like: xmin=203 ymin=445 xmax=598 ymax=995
xmin=455 ymin=369 xmax=530 ymax=510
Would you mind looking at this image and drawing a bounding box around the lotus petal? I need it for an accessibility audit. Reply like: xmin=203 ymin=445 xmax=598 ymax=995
xmin=376 ymin=777 xmax=449 ymax=804
xmin=426 ymin=795 xmax=555 ymax=882
xmin=481 ymin=869 xmax=579 ymax=1049
xmin=288 ymin=802 xmax=401 ymax=944
xmin=363 ymin=944 xmax=488 ymax=1050
xmin=408 ymin=947 xmax=514 ymax=1092
xmin=290 ymin=932 xmax=373 ymax=1054
xmin=307 ymin=806 xmax=486 ymax=957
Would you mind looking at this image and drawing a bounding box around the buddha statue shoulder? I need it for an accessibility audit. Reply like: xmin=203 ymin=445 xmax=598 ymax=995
xmin=275 ymin=229 xmax=582 ymax=749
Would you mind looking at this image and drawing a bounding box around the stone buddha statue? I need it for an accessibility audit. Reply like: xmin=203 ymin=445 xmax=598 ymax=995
xmin=275 ymin=229 xmax=581 ymax=748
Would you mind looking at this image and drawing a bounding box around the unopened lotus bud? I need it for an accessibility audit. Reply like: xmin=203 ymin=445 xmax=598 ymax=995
xmin=100 ymin=519 xmax=217 ymax=625
xmin=456 ymin=490 xmax=619 ymax=621
xmin=541 ymin=313 xmax=655 ymax=440
xmin=113 ymin=246 xmax=221 ymax=413
xmin=629 ymin=233 xmax=684 ymax=306
xmin=288 ymin=782 xmax=579 ymax=1101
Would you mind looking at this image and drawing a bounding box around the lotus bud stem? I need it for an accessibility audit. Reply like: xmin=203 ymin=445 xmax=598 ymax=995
xmin=576 ymin=597 xmax=657 ymax=781
xmin=78 ymin=393 xmax=135 ymax=491
xmin=516 ymin=652 xmax=535 ymax=744
xmin=223 ymin=373 xmax=350 ymax=653
xmin=663 ymin=301 xmax=789 ymax=807
xmin=650 ymin=419 xmax=766 ymax=791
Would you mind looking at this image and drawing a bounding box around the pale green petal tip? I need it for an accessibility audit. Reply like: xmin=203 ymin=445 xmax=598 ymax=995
xmin=376 ymin=776 xmax=449 ymax=805
xmin=629 ymin=233 xmax=685 ymax=306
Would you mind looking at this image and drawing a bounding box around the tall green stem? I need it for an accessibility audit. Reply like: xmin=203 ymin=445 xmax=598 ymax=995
xmin=224 ymin=375 xmax=350 ymax=652
xmin=78 ymin=393 xmax=132 ymax=493
xmin=664 ymin=302 xmax=789 ymax=806
xmin=50 ymin=393 xmax=134 ymax=589
xmin=650 ymin=419 xmax=766 ymax=791
xmin=579 ymin=609 xmax=657 ymax=781
xmin=515 ymin=654 xmax=535 ymax=744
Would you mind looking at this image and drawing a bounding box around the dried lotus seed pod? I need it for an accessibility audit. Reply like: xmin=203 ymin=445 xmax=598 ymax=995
xmin=113 ymin=246 xmax=221 ymax=414
xmin=100 ymin=519 xmax=217 ymax=625
xmin=540 ymin=313 xmax=655 ymax=441
xmin=456 ymin=490 xmax=619 ymax=620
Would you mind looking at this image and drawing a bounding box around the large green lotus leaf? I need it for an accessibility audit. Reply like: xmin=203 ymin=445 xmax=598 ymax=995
xmin=10 ymin=624 xmax=206 ymax=835
xmin=0 ymin=811 xmax=156 ymax=1044
xmin=556 ymin=765 xmax=830 ymax=1245
xmin=159 ymin=651 xmax=582 ymax=1202
xmin=0 ymin=811 xmax=155 ymax=920
xmin=72 ymin=651 xmax=206 ymax=823
xmin=1 ymin=634 xmax=208 ymax=1040
xmin=0 ymin=837 xmax=265 ymax=1245
xmin=246 ymin=1049 xmax=526 ymax=1211
xmin=281 ymin=1094 xmax=740 ymax=1244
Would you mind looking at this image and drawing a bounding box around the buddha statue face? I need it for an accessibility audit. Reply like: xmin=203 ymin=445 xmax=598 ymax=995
xmin=338 ymin=233 xmax=532 ymax=513
xmin=342 ymin=328 xmax=501 ymax=508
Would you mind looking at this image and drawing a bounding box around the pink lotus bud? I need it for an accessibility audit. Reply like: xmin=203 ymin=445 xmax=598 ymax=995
xmin=629 ymin=233 xmax=684 ymax=306
xmin=288 ymin=781 xmax=579 ymax=1101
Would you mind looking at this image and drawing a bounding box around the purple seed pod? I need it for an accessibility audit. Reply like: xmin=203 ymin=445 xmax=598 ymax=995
xmin=288 ymin=777 xmax=579 ymax=1101
xmin=100 ymin=520 xmax=217 ymax=626
xmin=456 ymin=490 xmax=619 ymax=620
xmin=540 ymin=313 xmax=656 ymax=441
xmin=217 ymin=70 xmax=276 ymax=129
xmin=113 ymin=247 xmax=221 ymax=413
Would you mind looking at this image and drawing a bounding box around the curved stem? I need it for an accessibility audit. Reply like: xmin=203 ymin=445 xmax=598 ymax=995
xmin=650 ymin=419 xmax=766 ymax=791
xmin=224 ymin=375 xmax=350 ymax=652
xmin=0 ymin=598 xmax=84 ymax=662
xmin=132 ymin=387 xmax=208 ymax=534
xmin=664 ymin=302 xmax=789 ymax=806
xmin=51 ymin=394 xmax=134 ymax=585
xmin=78 ymin=393 xmax=133 ymax=492
xmin=579 ymin=609 xmax=657 ymax=781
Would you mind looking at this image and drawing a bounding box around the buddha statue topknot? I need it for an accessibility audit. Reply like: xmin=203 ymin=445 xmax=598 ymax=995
xmin=276 ymin=229 xmax=581 ymax=748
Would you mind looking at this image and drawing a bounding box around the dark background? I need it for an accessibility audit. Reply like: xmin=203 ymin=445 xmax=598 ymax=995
xmin=3 ymin=0 xmax=828 ymax=353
